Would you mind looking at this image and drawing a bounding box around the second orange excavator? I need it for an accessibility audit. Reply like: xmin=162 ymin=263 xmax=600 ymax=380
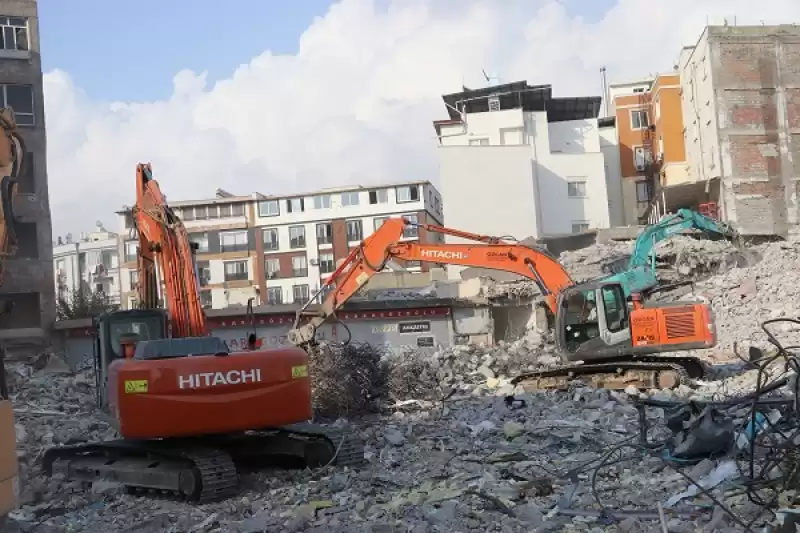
xmin=288 ymin=217 xmax=715 ymax=390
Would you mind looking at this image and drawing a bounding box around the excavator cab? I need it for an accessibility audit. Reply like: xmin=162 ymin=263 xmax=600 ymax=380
xmin=556 ymin=281 xmax=631 ymax=361
xmin=93 ymin=309 xmax=168 ymax=411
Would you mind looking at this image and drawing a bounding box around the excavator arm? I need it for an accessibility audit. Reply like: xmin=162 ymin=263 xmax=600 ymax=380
xmin=131 ymin=164 xmax=207 ymax=337
xmin=0 ymin=108 xmax=25 ymax=291
xmin=601 ymin=208 xmax=739 ymax=296
xmin=287 ymin=217 xmax=574 ymax=346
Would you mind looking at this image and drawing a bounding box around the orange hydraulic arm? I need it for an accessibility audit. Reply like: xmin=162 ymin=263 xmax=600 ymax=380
xmin=132 ymin=163 xmax=207 ymax=337
xmin=288 ymin=217 xmax=575 ymax=346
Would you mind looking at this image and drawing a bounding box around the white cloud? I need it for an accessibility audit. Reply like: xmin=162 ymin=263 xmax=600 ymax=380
xmin=43 ymin=0 xmax=800 ymax=235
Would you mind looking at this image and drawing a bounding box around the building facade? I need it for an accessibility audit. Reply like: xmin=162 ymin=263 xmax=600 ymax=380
xmin=611 ymin=73 xmax=689 ymax=225
xmin=435 ymin=81 xmax=616 ymax=250
xmin=679 ymin=25 xmax=800 ymax=236
xmin=53 ymin=227 xmax=121 ymax=306
xmin=118 ymin=182 xmax=444 ymax=310
xmin=0 ymin=0 xmax=55 ymax=342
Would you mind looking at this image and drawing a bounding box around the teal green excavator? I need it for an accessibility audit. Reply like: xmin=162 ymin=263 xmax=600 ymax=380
xmin=599 ymin=208 xmax=740 ymax=298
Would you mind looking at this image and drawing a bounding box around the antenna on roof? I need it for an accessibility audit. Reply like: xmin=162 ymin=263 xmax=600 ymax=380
xmin=482 ymin=69 xmax=500 ymax=87
xmin=216 ymin=188 xmax=234 ymax=198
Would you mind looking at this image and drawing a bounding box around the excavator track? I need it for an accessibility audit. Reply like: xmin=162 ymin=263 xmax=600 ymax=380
xmin=43 ymin=423 xmax=364 ymax=503
xmin=511 ymin=357 xmax=701 ymax=392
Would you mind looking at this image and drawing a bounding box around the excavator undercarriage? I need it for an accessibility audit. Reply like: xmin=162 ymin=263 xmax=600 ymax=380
xmin=43 ymin=423 xmax=365 ymax=503
xmin=512 ymin=355 xmax=708 ymax=392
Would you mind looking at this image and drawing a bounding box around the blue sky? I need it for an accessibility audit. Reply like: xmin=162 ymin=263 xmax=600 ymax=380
xmin=38 ymin=0 xmax=615 ymax=102
xmin=38 ymin=0 xmax=336 ymax=101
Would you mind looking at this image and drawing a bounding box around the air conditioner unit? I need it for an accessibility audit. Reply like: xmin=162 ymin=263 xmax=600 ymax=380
xmin=309 ymin=258 xmax=319 ymax=266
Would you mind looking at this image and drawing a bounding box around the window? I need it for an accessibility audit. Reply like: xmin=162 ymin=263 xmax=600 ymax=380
xmin=197 ymin=261 xmax=211 ymax=286
xmin=402 ymin=214 xmax=418 ymax=238
xmin=207 ymin=205 xmax=219 ymax=219
xmin=293 ymin=284 xmax=310 ymax=305
xmin=258 ymin=200 xmax=280 ymax=217
xmin=182 ymin=208 xmax=195 ymax=221
xmin=369 ymin=189 xmax=388 ymax=204
xmin=341 ymin=191 xmax=360 ymax=206
xmin=200 ymin=290 xmax=212 ymax=308
xmin=289 ymin=226 xmax=306 ymax=249
xmin=190 ymin=232 xmax=209 ymax=253
xmin=262 ymin=228 xmax=279 ymax=251
xmin=0 ymin=17 xmax=28 ymax=52
xmin=374 ymin=217 xmax=388 ymax=232
xmin=265 ymin=258 xmax=280 ymax=279
xmin=101 ymin=250 xmax=118 ymax=269
xmin=571 ymin=222 xmax=590 ymax=234
xmin=633 ymin=87 xmax=645 ymax=93
xmin=488 ymin=95 xmax=500 ymax=111
xmin=124 ymin=213 xmax=135 ymax=229
xmin=194 ymin=205 xmax=209 ymax=220
xmin=346 ymin=219 xmax=363 ymax=242
xmin=291 ymin=255 xmax=308 ymax=277
xmin=231 ymin=203 xmax=245 ymax=217
xmin=266 ymin=287 xmax=282 ymax=305
xmin=396 ymin=185 xmax=419 ymax=203
xmin=468 ymin=138 xmax=489 ymax=146
xmin=219 ymin=204 xmax=232 ymax=218
xmin=2 ymin=85 xmax=33 ymax=126
xmin=223 ymin=260 xmax=248 ymax=282
xmin=316 ymin=222 xmax=332 ymax=245
xmin=124 ymin=241 xmax=138 ymax=262
xmin=636 ymin=181 xmax=651 ymax=203
xmin=287 ymin=198 xmax=305 ymax=213
xmin=631 ymin=109 xmax=649 ymax=130
xmin=601 ymin=285 xmax=627 ymax=332
xmin=313 ymin=195 xmax=331 ymax=209
xmin=567 ymin=181 xmax=587 ymax=198
xmin=129 ymin=270 xmax=139 ymax=288
xmin=219 ymin=230 xmax=248 ymax=253
xmin=634 ymin=146 xmax=652 ymax=170
xmin=319 ymin=252 xmax=335 ymax=274
xmin=55 ymin=259 xmax=65 ymax=273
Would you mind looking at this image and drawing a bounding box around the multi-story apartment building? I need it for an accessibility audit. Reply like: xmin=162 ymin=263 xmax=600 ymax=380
xmin=611 ymin=73 xmax=689 ymax=225
xmin=679 ymin=25 xmax=800 ymax=236
xmin=0 ymin=0 xmax=55 ymax=341
xmin=117 ymin=182 xmax=444 ymax=309
xmin=434 ymin=80 xmax=620 ymax=250
xmin=53 ymin=227 xmax=120 ymax=305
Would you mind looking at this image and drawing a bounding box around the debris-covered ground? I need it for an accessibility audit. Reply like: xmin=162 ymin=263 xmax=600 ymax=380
xmin=6 ymin=233 xmax=800 ymax=533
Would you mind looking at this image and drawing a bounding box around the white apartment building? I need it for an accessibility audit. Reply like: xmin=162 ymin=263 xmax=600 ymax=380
xmin=435 ymin=81 xmax=616 ymax=250
xmin=53 ymin=226 xmax=121 ymax=305
xmin=117 ymin=183 xmax=444 ymax=310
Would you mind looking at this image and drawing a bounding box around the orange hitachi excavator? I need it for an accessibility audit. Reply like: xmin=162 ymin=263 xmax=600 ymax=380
xmin=41 ymin=164 xmax=363 ymax=503
xmin=288 ymin=217 xmax=715 ymax=390
xmin=0 ymin=109 xmax=27 ymax=523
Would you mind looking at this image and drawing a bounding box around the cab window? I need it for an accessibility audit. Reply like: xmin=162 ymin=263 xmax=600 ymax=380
xmin=601 ymin=285 xmax=627 ymax=332
xmin=562 ymin=288 xmax=601 ymax=352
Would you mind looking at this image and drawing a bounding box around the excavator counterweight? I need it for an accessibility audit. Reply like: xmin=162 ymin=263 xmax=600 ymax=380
xmin=288 ymin=217 xmax=716 ymax=391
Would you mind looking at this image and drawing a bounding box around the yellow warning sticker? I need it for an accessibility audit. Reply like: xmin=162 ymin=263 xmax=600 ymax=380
xmin=124 ymin=380 xmax=148 ymax=394
xmin=291 ymin=365 xmax=309 ymax=379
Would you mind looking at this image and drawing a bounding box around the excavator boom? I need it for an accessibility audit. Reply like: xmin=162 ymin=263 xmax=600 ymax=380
xmin=288 ymin=218 xmax=574 ymax=345
xmin=601 ymin=208 xmax=739 ymax=297
xmin=132 ymin=164 xmax=207 ymax=337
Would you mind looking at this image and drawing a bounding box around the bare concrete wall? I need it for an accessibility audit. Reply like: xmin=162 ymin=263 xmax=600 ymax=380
xmin=709 ymin=25 xmax=800 ymax=236
xmin=0 ymin=0 xmax=55 ymax=344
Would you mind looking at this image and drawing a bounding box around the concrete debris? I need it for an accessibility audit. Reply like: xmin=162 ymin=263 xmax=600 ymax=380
xmin=7 ymin=233 xmax=800 ymax=533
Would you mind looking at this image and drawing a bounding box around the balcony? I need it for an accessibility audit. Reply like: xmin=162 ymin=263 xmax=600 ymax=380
xmin=292 ymin=268 xmax=308 ymax=278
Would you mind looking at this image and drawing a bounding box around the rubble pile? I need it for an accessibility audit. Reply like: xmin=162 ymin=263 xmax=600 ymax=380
xmin=688 ymin=236 xmax=800 ymax=353
xmin=10 ymin=357 xmax=783 ymax=533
